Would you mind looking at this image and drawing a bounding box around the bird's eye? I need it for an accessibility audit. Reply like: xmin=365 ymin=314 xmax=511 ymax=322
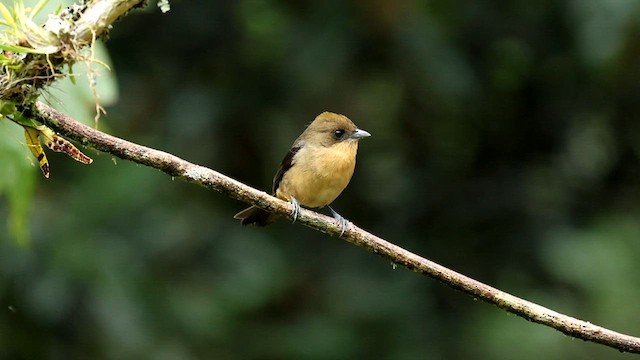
xmin=334 ymin=129 xmax=346 ymax=139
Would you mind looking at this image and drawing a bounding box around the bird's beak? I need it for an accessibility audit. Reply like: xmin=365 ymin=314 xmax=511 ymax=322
xmin=350 ymin=129 xmax=371 ymax=139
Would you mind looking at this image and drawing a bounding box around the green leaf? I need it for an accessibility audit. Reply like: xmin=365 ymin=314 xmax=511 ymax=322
xmin=0 ymin=42 xmax=55 ymax=54
xmin=0 ymin=2 xmax=16 ymax=29
xmin=0 ymin=119 xmax=36 ymax=245
xmin=29 ymin=0 xmax=51 ymax=19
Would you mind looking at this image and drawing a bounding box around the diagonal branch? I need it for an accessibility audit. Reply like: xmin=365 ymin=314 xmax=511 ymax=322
xmin=25 ymin=101 xmax=640 ymax=354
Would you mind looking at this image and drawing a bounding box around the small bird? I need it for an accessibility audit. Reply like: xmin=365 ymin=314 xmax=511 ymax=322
xmin=234 ymin=111 xmax=370 ymax=234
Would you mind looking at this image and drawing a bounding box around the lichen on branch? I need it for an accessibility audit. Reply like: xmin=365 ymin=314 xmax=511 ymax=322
xmin=0 ymin=0 xmax=146 ymax=103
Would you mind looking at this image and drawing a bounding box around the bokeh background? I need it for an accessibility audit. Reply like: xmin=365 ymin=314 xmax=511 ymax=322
xmin=2 ymin=0 xmax=640 ymax=359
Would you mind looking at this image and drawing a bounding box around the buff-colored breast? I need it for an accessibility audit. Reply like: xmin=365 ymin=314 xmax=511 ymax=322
xmin=276 ymin=141 xmax=358 ymax=208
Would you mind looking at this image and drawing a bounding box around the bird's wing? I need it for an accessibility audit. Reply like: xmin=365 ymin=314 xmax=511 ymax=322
xmin=272 ymin=145 xmax=302 ymax=194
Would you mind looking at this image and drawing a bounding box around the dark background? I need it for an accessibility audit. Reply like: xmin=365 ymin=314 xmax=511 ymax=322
xmin=2 ymin=0 xmax=640 ymax=359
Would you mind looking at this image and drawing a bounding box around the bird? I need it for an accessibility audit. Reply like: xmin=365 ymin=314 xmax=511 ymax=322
xmin=234 ymin=111 xmax=370 ymax=234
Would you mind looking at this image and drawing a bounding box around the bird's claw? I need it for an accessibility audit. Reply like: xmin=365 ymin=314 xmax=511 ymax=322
xmin=328 ymin=206 xmax=349 ymax=236
xmin=290 ymin=196 xmax=301 ymax=223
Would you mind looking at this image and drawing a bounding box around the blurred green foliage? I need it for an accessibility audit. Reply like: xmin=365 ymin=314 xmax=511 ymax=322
xmin=2 ymin=0 xmax=640 ymax=359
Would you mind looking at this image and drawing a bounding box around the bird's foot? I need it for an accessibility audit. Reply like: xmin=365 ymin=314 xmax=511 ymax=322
xmin=328 ymin=206 xmax=349 ymax=236
xmin=290 ymin=196 xmax=301 ymax=223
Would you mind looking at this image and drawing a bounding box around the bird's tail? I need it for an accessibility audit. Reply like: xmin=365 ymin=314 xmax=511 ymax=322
xmin=234 ymin=206 xmax=278 ymax=226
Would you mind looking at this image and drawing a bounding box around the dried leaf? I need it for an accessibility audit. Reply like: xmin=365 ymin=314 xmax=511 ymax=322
xmin=43 ymin=132 xmax=93 ymax=164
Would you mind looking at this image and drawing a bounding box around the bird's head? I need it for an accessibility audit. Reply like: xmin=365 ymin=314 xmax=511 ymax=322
xmin=300 ymin=112 xmax=371 ymax=148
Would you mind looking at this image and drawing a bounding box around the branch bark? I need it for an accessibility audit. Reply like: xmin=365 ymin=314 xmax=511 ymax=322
xmin=27 ymin=101 xmax=640 ymax=354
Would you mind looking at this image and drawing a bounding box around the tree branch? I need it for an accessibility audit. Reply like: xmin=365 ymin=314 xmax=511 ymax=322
xmin=72 ymin=0 xmax=146 ymax=44
xmin=26 ymin=101 xmax=640 ymax=354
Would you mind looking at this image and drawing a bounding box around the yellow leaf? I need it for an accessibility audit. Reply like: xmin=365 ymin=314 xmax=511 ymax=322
xmin=0 ymin=3 xmax=16 ymax=29
xmin=24 ymin=127 xmax=50 ymax=178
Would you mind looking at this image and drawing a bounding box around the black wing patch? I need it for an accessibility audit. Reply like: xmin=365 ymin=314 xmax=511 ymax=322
xmin=272 ymin=145 xmax=301 ymax=194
